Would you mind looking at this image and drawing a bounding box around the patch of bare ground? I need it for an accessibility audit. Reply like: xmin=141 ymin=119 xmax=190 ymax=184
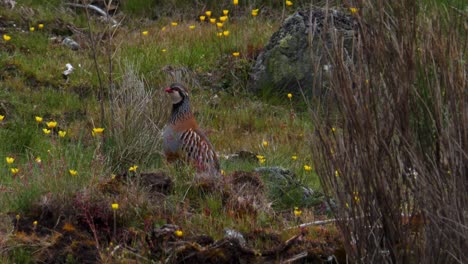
xmin=2 ymin=171 xmax=342 ymax=263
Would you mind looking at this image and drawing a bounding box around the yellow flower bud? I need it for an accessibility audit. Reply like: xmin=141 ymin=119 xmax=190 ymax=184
xmin=58 ymin=130 xmax=67 ymax=138
xmin=175 ymin=230 xmax=183 ymax=237
xmin=46 ymin=121 xmax=57 ymax=128
xmin=6 ymin=157 xmax=14 ymax=164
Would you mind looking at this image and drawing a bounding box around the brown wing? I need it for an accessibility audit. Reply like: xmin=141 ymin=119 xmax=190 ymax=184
xmin=179 ymin=128 xmax=220 ymax=172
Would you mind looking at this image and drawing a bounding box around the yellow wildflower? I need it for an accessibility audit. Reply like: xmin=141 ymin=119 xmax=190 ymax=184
xmin=256 ymin=155 xmax=266 ymax=164
xmin=161 ymin=27 xmax=166 ymax=31
xmin=216 ymin=22 xmax=223 ymax=28
xmin=291 ymin=155 xmax=297 ymax=160
xmin=223 ymin=10 xmax=229 ymax=15
xmin=223 ymin=30 xmax=230 ymax=36
xmin=30 ymin=27 xmax=35 ymax=32
xmin=35 ymin=157 xmax=41 ymax=163
xmin=262 ymin=140 xmax=268 ymax=147
xmin=6 ymin=157 xmax=14 ymax=164
xmin=46 ymin=121 xmax=57 ymax=128
xmin=304 ymin=165 xmax=312 ymax=171
xmin=142 ymin=31 xmax=148 ymax=36
xmin=221 ymin=170 xmax=226 ymax=176
xmin=216 ymin=32 xmax=223 ymax=37
xmin=35 ymin=116 xmax=43 ymax=123
xmin=354 ymin=193 xmax=360 ymax=202
xmin=38 ymin=23 xmax=44 ymax=29
xmin=11 ymin=168 xmax=19 ymax=174
xmin=112 ymin=203 xmax=119 ymax=210
xmin=205 ymin=11 xmax=212 ymax=17
xmin=3 ymin=34 xmax=11 ymax=41
xmin=331 ymin=127 xmax=336 ymax=133
xmin=69 ymin=169 xmax=78 ymax=176
xmin=233 ymin=0 xmax=238 ymax=5
xmin=210 ymin=18 xmax=216 ymax=24
xmin=162 ymin=49 xmax=167 ymax=52
xmin=293 ymin=207 xmax=302 ymax=216
xmin=232 ymin=52 xmax=240 ymax=57
xmin=287 ymin=93 xmax=292 ymax=99
xmin=219 ymin=16 xmax=228 ymax=22
xmin=171 ymin=22 xmax=178 ymax=26
xmin=92 ymin=127 xmax=104 ymax=136
xmin=33 ymin=220 xmax=38 ymax=226
xmin=0 ymin=115 xmax=4 ymax=121
xmin=175 ymin=230 xmax=183 ymax=237
xmin=129 ymin=165 xmax=138 ymax=172
xmin=189 ymin=25 xmax=196 ymax=30
xmin=16 ymin=214 xmax=20 ymax=220
xmin=58 ymin=130 xmax=67 ymax=138
xmin=111 ymin=174 xmax=116 ymax=180
xmin=350 ymin=7 xmax=358 ymax=14
xmin=200 ymin=15 xmax=206 ymax=21
xmin=43 ymin=128 xmax=51 ymax=135
xmin=251 ymin=9 xmax=259 ymax=16
xmin=335 ymin=170 xmax=340 ymax=177
xmin=286 ymin=1 xmax=293 ymax=6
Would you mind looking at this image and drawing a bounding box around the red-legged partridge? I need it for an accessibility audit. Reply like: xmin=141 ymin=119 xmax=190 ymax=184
xmin=163 ymin=83 xmax=220 ymax=173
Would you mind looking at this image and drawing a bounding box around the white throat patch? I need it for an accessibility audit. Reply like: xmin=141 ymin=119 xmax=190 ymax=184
xmin=170 ymin=91 xmax=183 ymax=104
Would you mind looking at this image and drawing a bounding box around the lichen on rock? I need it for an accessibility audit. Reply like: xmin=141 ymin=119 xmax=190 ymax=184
xmin=250 ymin=8 xmax=356 ymax=98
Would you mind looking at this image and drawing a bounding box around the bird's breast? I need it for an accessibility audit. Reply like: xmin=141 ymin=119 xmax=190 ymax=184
xmin=162 ymin=126 xmax=181 ymax=154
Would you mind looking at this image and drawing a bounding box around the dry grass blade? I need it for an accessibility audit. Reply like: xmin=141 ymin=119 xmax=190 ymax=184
xmin=310 ymin=1 xmax=467 ymax=263
xmin=106 ymin=62 xmax=169 ymax=171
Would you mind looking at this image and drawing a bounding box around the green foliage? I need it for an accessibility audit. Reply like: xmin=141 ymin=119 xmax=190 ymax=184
xmin=16 ymin=0 xmax=62 ymax=7
xmin=8 ymin=248 xmax=34 ymax=264
xmin=0 ymin=122 xmax=37 ymax=154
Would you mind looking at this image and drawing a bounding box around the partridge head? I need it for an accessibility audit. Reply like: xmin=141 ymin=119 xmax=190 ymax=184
xmin=163 ymin=83 xmax=220 ymax=173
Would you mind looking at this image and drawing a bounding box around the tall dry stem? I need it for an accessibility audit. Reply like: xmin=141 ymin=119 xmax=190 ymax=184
xmin=310 ymin=1 xmax=466 ymax=263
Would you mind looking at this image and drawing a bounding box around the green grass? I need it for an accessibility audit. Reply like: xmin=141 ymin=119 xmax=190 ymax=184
xmin=0 ymin=2 xmax=329 ymax=262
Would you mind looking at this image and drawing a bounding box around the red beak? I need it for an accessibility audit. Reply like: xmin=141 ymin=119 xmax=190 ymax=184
xmin=165 ymin=87 xmax=172 ymax=93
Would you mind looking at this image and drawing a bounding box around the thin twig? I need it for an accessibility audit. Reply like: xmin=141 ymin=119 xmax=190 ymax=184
xmin=84 ymin=7 xmax=106 ymax=128
xmin=65 ymin=3 xmax=118 ymax=26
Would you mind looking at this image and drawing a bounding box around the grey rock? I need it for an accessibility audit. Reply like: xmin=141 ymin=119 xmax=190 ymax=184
xmin=254 ymin=166 xmax=322 ymax=207
xmin=62 ymin=37 xmax=80 ymax=50
xmin=224 ymin=228 xmax=246 ymax=246
xmin=250 ymin=8 xmax=356 ymax=97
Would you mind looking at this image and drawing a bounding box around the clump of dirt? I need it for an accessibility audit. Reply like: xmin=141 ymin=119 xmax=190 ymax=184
xmin=8 ymin=205 xmax=99 ymax=264
xmin=224 ymin=171 xmax=272 ymax=217
xmin=98 ymin=171 xmax=173 ymax=196
xmin=146 ymin=225 xmax=343 ymax=263
xmin=3 ymin=170 xmax=342 ymax=263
